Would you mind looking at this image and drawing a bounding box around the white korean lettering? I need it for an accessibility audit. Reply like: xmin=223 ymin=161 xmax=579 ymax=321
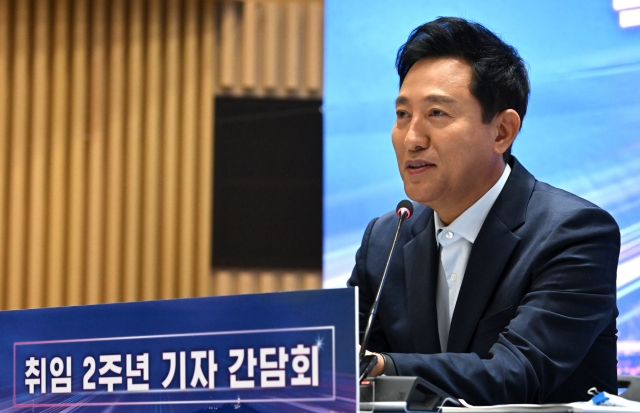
xmin=229 ymin=348 xmax=257 ymax=388
xmin=290 ymin=344 xmax=319 ymax=386
xmin=208 ymin=350 xmax=218 ymax=389
xmin=24 ymin=357 xmax=44 ymax=394
xmin=98 ymin=354 xmax=123 ymax=392
xmin=83 ymin=356 xmax=96 ymax=390
xmin=180 ymin=351 xmax=186 ymax=390
xmin=161 ymin=351 xmax=186 ymax=390
xmin=162 ymin=352 xmax=176 ymax=388
xmin=260 ymin=347 xmax=277 ymax=369
xmin=260 ymin=347 xmax=289 ymax=388
xmin=191 ymin=351 xmax=208 ymax=388
xmin=126 ymin=353 xmax=150 ymax=391
xmin=50 ymin=356 xmax=72 ymax=394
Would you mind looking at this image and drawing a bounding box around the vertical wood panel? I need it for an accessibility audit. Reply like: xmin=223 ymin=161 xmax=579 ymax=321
xmin=178 ymin=0 xmax=199 ymax=298
xmin=241 ymin=0 xmax=257 ymax=89
xmin=258 ymin=271 xmax=279 ymax=293
xmin=262 ymin=1 xmax=279 ymax=90
xmin=305 ymin=1 xmax=322 ymax=93
xmin=0 ymin=0 xmax=10 ymax=309
xmin=196 ymin=0 xmax=215 ymax=297
xmin=214 ymin=269 xmax=322 ymax=293
xmin=26 ymin=0 xmax=50 ymax=309
xmin=7 ymin=0 xmax=31 ymax=310
xmin=142 ymin=0 xmax=163 ymax=301
xmin=302 ymin=271 xmax=321 ymax=290
xmin=216 ymin=0 xmax=323 ymax=98
xmin=161 ymin=0 xmax=182 ymax=299
xmin=281 ymin=271 xmax=300 ymax=291
xmin=86 ymin=0 xmax=108 ymax=304
xmin=237 ymin=270 xmax=256 ymax=294
xmin=47 ymin=0 xmax=70 ymax=307
xmin=104 ymin=0 xmax=126 ymax=303
xmin=67 ymin=0 xmax=88 ymax=307
xmin=284 ymin=2 xmax=300 ymax=91
xmin=220 ymin=0 xmax=237 ymax=89
xmin=124 ymin=0 xmax=144 ymax=302
xmin=215 ymin=269 xmax=235 ymax=296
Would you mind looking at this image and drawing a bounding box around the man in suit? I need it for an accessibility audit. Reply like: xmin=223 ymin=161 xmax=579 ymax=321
xmin=348 ymin=17 xmax=619 ymax=405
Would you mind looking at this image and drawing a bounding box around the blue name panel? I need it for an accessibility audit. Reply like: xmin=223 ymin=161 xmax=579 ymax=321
xmin=1 ymin=289 xmax=358 ymax=412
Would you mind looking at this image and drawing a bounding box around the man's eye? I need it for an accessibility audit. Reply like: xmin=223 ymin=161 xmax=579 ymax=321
xmin=431 ymin=109 xmax=446 ymax=117
xmin=396 ymin=110 xmax=409 ymax=118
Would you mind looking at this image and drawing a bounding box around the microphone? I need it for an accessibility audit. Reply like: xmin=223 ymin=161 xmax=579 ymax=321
xmin=359 ymin=200 xmax=414 ymax=373
xmin=396 ymin=200 xmax=413 ymax=220
xmin=357 ymin=202 xmax=459 ymax=410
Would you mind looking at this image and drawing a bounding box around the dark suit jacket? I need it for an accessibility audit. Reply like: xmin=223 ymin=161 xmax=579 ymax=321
xmin=348 ymin=157 xmax=619 ymax=405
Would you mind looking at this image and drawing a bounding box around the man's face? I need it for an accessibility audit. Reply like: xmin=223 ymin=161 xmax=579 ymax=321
xmin=392 ymin=57 xmax=505 ymax=223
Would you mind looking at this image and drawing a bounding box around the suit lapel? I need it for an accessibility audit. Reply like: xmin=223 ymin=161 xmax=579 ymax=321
xmin=404 ymin=211 xmax=441 ymax=354
xmin=446 ymin=157 xmax=534 ymax=352
xmin=446 ymin=212 xmax=520 ymax=352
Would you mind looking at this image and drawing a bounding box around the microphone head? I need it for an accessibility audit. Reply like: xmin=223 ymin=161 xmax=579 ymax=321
xmin=396 ymin=200 xmax=414 ymax=220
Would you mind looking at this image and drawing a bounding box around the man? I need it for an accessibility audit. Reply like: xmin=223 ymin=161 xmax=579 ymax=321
xmin=348 ymin=17 xmax=619 ymax=405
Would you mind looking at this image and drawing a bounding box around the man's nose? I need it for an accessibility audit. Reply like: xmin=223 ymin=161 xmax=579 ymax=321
xmin=404 ymin=119 xmax=428 ymax=151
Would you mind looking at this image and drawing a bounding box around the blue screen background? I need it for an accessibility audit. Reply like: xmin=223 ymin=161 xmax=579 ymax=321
xmin=323 ymin=0 xmax=640 ymax=373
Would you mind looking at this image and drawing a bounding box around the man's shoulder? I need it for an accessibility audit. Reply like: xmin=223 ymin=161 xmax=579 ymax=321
xmin=507 ymin=158 xmax=617 ymax=229
xmin=530 ymin=180 xmax=616 ymax=222
xmin=532 ymin=180 xmax=599 ymax=209
xmin=519 ymin=180 xmax=620 ymax=242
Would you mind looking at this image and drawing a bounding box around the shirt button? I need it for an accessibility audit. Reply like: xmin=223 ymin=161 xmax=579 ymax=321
xmin=451 ymin=273 xmax=457 ymax=281
xmin=446 ymin=231 xmax=454 ymax=239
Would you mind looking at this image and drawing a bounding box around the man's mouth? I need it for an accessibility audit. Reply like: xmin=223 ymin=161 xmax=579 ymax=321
xmin=405 ymin=160 xmax=435 ymax=175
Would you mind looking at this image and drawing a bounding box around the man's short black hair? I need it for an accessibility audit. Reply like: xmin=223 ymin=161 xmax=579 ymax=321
xmin=396 ymin=17 xmax=530 ymax=162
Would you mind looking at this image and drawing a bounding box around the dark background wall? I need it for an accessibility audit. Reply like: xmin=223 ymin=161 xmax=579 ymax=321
xmin=213 ymin=97 xmax=323 ymax=270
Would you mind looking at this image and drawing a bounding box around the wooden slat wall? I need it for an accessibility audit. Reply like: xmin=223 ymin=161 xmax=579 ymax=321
xmin=213 ymin=268 xmax=322 ymax=296
xmin=218 ymin=0 xmax=323 ymax=98
xmin=48 ymin=0 xmax=69 ymax=307
xmin=0 ymin=0 xmax=9 ymax=309
xmin=0 ymin=0 xmax=323 ymax=310
xmin=66 ymin=0 xmax=88 ymax=306
xmin=26 ymin=0 xmax=50 ymax=309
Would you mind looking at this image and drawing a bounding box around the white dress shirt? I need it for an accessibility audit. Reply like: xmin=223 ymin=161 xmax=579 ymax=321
xmin=434 ymin=164 xmax=511 ymax=351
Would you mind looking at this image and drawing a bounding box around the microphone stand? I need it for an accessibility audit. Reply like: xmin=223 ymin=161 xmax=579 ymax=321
xmin=358 ymin=207 xmax=410 ymax=363
xmin=356 ymin=201 xmax=461 ymax=411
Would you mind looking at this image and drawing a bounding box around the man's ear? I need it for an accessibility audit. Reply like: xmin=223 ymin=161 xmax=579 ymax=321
xmin=493 ymin=109 xmax=521 ymax=155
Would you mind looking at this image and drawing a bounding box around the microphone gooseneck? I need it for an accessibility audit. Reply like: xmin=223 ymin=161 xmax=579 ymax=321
xmin=359 ymin=200 xmax=414 ymax=363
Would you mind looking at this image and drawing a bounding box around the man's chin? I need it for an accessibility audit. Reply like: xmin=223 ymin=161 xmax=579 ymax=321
xmin=403 ymin=190 xmax=436 ymax=208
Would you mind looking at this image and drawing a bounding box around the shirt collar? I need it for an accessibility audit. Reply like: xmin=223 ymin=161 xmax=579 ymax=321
xmin=434 ymin=164 xmax=511 ymax=244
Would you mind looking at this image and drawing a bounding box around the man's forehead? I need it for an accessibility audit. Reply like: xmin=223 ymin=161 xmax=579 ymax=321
xmin=395 ymin=58 xmax=473 ymax=106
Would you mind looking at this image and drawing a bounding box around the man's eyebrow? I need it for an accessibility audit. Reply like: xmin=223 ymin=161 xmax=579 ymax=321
xmin=395 ymin=94 xmax=457 ymax=106
xmin=424 ymin=94 xmax=457 ymax=104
